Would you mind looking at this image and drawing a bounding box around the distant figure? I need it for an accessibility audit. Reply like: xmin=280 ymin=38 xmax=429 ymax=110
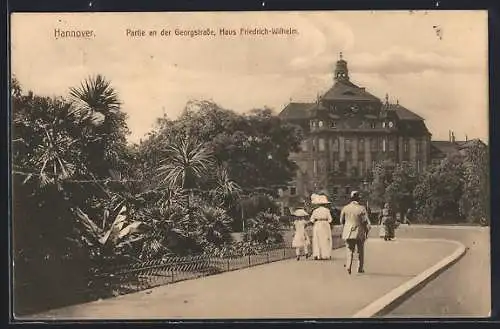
xmin=379 ymin=203 xmax=396 ymax=241
xmin=310 ymin=194 xmax=334 ymax=260
xmin=291 ymin=209 xmax=311 ymax=261
xmin=340 ymin=191 xmax=371 ymax=274
xmin=403 ymin=208 xmax=413 ymax=225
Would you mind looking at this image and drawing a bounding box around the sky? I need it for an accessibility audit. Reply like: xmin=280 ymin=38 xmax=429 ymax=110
xmin=11 ymin=11 xmax=489 ymax=143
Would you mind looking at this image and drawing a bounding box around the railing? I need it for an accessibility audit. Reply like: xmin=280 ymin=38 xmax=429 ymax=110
xmin=94 ymin=227 xmax=345 ymax=296
xmin=17 ymin=228 xmax=345 ymax=315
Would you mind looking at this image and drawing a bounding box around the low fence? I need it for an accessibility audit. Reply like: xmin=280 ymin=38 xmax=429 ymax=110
xmin=95 ymin=227 xmax=345 ymax=295
xmin=18 ymin=228 xmax=344 ymax=315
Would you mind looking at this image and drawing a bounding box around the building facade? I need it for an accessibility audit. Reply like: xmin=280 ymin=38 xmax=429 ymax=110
xmin=278 ymin=54 xmax=432 ymax=207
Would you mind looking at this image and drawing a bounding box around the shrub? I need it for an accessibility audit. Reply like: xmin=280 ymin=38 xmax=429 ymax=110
xmin=243 ymin=211 xmax=284 ymax=244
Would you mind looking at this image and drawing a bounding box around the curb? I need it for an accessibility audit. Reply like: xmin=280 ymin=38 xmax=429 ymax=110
xmin=352 ymin=238 xmax=467 ymax=318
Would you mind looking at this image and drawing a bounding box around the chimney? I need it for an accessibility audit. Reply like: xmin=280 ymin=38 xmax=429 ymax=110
xmin=452 ymin=131 xmax=456 ymax=143
xmin=449 ymin=130 xmax=451 ymax=142
xmin=466 ymin=134 xmax=468 ymax=142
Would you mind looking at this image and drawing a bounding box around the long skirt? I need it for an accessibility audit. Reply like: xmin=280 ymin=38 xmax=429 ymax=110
xmin=380 ymin=223 xmax=395 ymax=239
xmin=312 ymin=221 xmax=332 ymax=259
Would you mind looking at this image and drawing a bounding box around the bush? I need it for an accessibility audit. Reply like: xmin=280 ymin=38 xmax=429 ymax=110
xmin=243 ymin=211 xmax=284 ymax=244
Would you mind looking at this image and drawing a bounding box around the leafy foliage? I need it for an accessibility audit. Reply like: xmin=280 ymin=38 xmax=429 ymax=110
xmin=413 ymin=154 xmax=466 ymax=223
xmin=459 ymin=141 xmax=489 ymax=223
xmin=140 ymin=100 xmax=303 ymax=194
xmin=368 ymin=160 xmax=394 ymax=207
xmin=243 ymin=211 xmax=284 ymax=244
xmin=385 ymin=162 xmax=419 ymax=214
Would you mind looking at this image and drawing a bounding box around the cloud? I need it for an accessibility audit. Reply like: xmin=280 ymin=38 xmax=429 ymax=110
xmin=349 ymin=47 xmax=481 ymax=75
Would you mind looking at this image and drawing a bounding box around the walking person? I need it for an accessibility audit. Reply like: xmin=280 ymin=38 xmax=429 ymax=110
xmin=378 ymin=203 xmax=396 ymax=241
xmin=291 ymin=209 xmax=311 ymax=260
xmin=403 ymin=208 xmax=413 ymax=225
xmin=340 ymin=191 xmax=371 ymax=274
xmin=310 ymin=194 xmax=334 ymax=260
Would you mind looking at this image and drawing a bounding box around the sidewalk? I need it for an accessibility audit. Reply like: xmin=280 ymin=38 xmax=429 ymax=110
xmin=24 ymin=238 xmax=461 ymax=319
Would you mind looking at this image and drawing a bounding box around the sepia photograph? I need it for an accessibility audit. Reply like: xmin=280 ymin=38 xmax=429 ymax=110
xmin=10 ymin=10 xmax=490 ymax=320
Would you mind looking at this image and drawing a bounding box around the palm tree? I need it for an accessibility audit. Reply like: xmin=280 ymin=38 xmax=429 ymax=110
xmin=69 ymin=74 xmax=129 ymax=177
xmin=69 ymin=74 xmax=121 ymax=127
xmin=211 ymin=164 xmax=242 ymax=208
xmin=156 ymin=137 xmax=215 ymax=210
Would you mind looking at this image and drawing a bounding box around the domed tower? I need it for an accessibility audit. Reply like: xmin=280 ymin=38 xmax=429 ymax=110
xmin=334 ymin=52 xmax=349 ymax=82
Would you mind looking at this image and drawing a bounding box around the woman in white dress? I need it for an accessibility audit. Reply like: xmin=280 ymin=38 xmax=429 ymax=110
xmin=310 ymin=194 xmax=334 ymax=260
xmin=291 ymin=209 xmax=311 ymax=260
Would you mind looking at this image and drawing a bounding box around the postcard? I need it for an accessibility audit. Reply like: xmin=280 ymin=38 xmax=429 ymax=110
xmin=10 ymin=10 xmax=490 ymax=320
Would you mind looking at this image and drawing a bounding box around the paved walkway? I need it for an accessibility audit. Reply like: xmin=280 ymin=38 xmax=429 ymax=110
xmin=24 ymin=238 xmax=461 ymax=320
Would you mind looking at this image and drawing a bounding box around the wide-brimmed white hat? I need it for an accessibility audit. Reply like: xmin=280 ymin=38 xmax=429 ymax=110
xmin=311 ymin=194 xmax=330 ymax=205
xmin=292 ymin=209 xmax=309 ymax=217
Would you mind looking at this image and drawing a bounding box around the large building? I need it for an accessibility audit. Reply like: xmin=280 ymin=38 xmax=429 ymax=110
xmin=278 ymin=54 xmax=432 ymax=207
xmin=430 ymin=132 xmax=486 ymax=166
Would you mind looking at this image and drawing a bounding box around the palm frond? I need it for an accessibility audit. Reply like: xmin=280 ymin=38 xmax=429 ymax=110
xmin=69 ymin=74 xmax=121 ymax=126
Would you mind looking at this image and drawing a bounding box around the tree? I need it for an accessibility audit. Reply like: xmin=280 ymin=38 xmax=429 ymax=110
xmin=385 ymin=162 xmax=418 ymax=214
xmin=155 ymin=135 xmax=215 ymax=232
xmin=12 ymin=76 xmax=134 ymax=313
xmin=368 ymin=160 xmax=394 ymax=208
xmin=413 ymin=154 xmax=465 ymax=223
xmin=69 ymin=74 xmax=131 ymax=177
xmin=459 ymin=141 xmax=489 ymax=223
xmin=140 ymin=100 xmax=303 ymax=194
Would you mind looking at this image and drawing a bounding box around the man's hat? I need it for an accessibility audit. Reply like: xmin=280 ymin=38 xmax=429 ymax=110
xmin=350 ymin=190 xmax=360 ymax=199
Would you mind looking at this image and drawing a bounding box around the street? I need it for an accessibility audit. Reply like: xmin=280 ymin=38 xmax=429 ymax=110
xmin=23 ymin=227 xmax=480 ymax=320
xmin=380 ymin=225 xmax=491 ymax=317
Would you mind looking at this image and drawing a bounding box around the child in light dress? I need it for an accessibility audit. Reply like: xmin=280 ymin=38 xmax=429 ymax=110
xmin=291 ymin=209 xmax=311 ymax=260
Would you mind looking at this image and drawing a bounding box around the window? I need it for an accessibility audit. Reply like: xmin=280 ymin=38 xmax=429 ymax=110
xmin=290 ymin=187 xmax=297 ymax=195
xmin=389 ymin=138 xmax=395 ymax=152
xmin=404 ymin=140 xmax=409 ymax=153
xmin=332 ymin=138 xmax=339 ymax=152
xmin=301 ymin=140 xmax=308 ymax=152
xmin=331 ymin=121 xmax=337 ymax=128
xmin=339 ymin=161 xmax=346 ymax=173
xmin=313 ymin=160 xmax=318 ymax=175
xmin=345 ymin=186 xmax=350 ymax=195
xmin=372 ymin=160 xmax=377 ymax=168
xmin=334 ymin=160 xmax=339 ymax=171
xmin=318 ymin=138 xmax=326 ymax=151
xmin=416 ymin=160 xmax=422 ymax=173
xmin=370 ymin=121 xmax=376 ymax=129
xmin=310 ymin=120 xmax=316 ymax=128
xmin=379 ymin=138 xmax=384 ymax=152
xmin=382 ymin=138 xmax=387 ymax=152
xmin=371 ymin=138 xmax=377 ymax=151
xmin=345 ymin=138 xmax=352 ymax=153
xmin=416 ymin=141 xmax=422 ymax=153
xmin=318 ymin=121 xmax=324 ymax=128
xmin=359 ymin=161 xmax=364 ymax=176
xmin=359 ymin=138 xmax=365 ymax=152
xmin=382 ymin=122 xmax=386 ymax=128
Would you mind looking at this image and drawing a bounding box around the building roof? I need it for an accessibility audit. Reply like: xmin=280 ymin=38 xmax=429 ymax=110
xmin=279 ymin=102 xmax=314 ymax=120
xmin=398 ymin=120 xmax=431 ymax=136
xmin=431 ymin=141 xmax=461 ymax=158
xmin=456 ymin=138 xmax=487 ymax=149
xmin=322 ymin=80 xmax=380 ymax=102
xmin=385 ymin=104 xmax=425 ymax=121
